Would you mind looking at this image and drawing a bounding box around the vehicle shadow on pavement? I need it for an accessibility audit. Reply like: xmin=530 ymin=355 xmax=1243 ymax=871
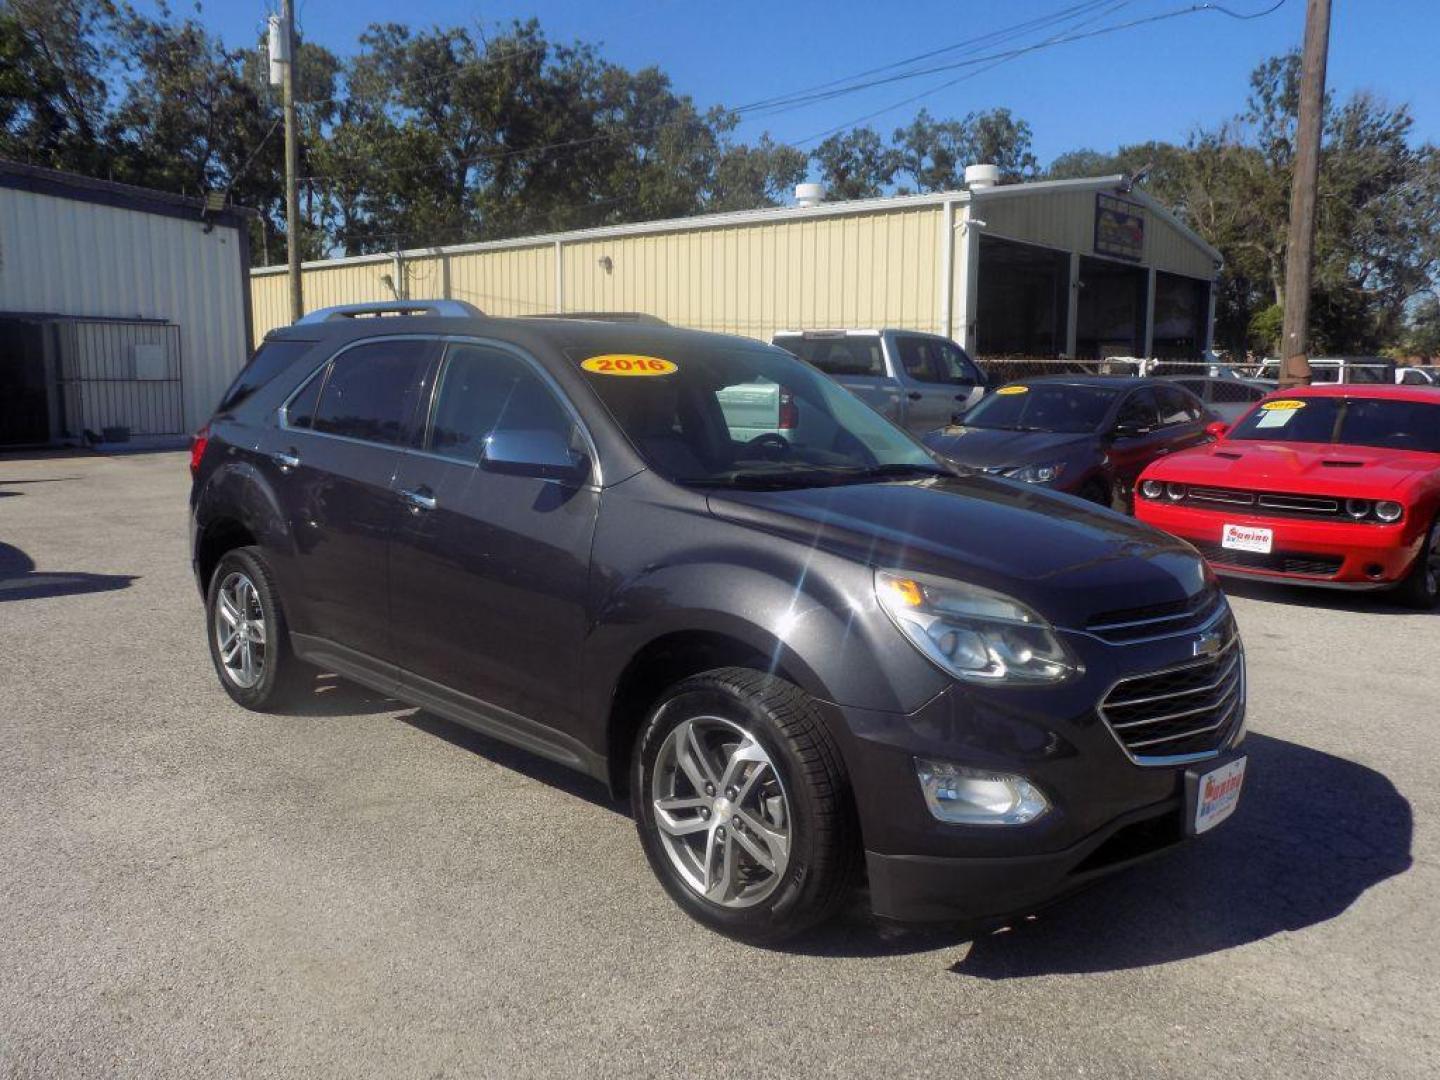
xmin=401 ymin=710 xmax=623 ymax=815
xmin=0 ymin=540 xmax=135 ymax=603
xmin=285 ymin=672 xmax=410 ymax=718
xmin=950 ymin=733 xmax=1412 ymax=977
xmin=1221 ymin=577 xmax=1437 ymax=616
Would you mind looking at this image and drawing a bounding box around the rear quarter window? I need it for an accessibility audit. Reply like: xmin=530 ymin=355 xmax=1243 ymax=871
xmin=777 ymin=337 xmax=885 ymax=378
xmin=216 ymin=339 xmax=317 ymax=412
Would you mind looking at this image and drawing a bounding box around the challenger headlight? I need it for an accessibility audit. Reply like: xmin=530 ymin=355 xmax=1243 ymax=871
xmin=1009 ymin=461 xmax=1066 ymax=484
xmin=875 ymin=569 xmax=1080 ymax=684
xmin=1375 ymin=500 xmax=1404 ymax=523
xmin=1139 ymin=479 xmax=1165 ymax=500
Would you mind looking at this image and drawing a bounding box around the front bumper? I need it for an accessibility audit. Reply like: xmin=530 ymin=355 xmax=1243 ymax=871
xmin=1136 ymin=499 xmax=1424 ymax=587
xmin=818 ymin=611 xmax=1246 ymax=923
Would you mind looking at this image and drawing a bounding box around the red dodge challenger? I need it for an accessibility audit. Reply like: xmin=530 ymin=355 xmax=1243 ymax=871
xmin=1134 ymin=384 xmax=1440 ymax=607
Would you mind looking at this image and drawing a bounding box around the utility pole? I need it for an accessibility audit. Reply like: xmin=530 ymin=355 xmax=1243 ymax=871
xmin=1278 ymin=0 xmax=1331 ymax=388
xmin=279 ymin=0 xmax=303 ymax=322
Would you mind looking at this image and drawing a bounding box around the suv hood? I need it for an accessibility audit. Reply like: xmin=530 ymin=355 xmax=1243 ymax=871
xmin=1151 ymin=440 xmax=1436 ymax=495
xmin=706 ymin=476 xmax=1209 ymax=629
xmin=922 ymin=426 xmax=1096 ymax=470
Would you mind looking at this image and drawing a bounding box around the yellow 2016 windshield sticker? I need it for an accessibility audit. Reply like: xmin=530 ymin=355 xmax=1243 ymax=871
xmin=1261 ymin=399 xmax=1305 ymax=411
xmin=581 ymin=355 xmax=677 ymax=376
xmin=996 ymin=385 xmax=1029 ymax=395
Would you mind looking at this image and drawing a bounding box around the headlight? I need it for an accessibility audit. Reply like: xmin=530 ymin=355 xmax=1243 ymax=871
xmin=875 ymin=569 xmax=1080 ymax=684
xmin=1165 ymin=482 xmax=1188 ymax=501
xmin=1375 ymin=500 xmax=1404 ymax=522
xmin=1139 ymin=478 xmax=1165 ymax=500
xmin=915 ymin=759 xmax=1050 ymax=825
xmin=1010 ymin=461 xmax=1065 ymax=484
xmin=1345 ymin=498 xmax=1371 ymax=520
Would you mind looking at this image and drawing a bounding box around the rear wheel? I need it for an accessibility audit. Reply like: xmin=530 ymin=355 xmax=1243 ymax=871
xmin=206 ymin=546 xmax=311 ymax=709
xmin=632 ymin=667 xmax=858 ymax=944
xmin=1393 ymin=516 xmax=1440 ymax=610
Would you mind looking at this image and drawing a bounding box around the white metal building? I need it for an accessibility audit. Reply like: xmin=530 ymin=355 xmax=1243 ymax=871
xmin=250 ymin=172 xmax=1222 ymax=363
xmin=0 ymin=160 xmax=253 ymax=447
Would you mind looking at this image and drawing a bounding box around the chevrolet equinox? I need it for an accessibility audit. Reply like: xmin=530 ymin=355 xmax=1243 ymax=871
xmin=190 ymin=304 xmax=1248 ymax=943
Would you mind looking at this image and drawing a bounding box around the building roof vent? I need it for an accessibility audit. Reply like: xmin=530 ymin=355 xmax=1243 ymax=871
xmin=795 ymin=182 xmax=826 ymax=208
xmin=964 ymin=164 xmax=1000 ymax=190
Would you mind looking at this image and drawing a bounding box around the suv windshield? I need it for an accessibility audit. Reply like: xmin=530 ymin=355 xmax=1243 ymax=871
xmin=962 ymin=384 xmax=1119 ymax=434
xmin=573 ymin=343 xmax=943 ymax=488
xmin=1228 ymin=396 xmax=1440 ymax=453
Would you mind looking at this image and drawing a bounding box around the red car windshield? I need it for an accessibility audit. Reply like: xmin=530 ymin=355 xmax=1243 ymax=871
xmin=1229 ymin=396 xmax=1440 ymax=453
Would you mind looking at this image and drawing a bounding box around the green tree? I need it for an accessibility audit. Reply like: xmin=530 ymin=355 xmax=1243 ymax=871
xmin=811 ymin=127 xmax=897 ymax=200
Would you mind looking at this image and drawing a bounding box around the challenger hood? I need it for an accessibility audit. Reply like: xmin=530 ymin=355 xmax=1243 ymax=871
xmin=922 ymin=426 xmax=1097 ymax=470
xmin=1149 ymin=440 xmax=1436 ymax=495
xmin=706 ymin=475 xmax=1210 ymax=629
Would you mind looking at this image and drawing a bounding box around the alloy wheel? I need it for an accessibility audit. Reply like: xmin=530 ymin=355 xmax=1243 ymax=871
xmin=214 ymin=570 xmax=267 ymax=689
xmin=650 ymin=716 xmax=792 ymax=908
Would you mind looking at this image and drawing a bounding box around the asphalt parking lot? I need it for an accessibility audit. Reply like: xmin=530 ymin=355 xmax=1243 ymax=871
xmin=2 ymin=450 xmax=1437 ymax=1079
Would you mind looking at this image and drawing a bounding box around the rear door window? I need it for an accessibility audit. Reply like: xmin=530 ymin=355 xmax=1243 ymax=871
xmin=1156 ymin=385 xmax=1202 ymax=425
xmin=309 ymin=339 xmax=432 ymax=446
xmin=1117 ymin=387 xmax=1161 ymax=431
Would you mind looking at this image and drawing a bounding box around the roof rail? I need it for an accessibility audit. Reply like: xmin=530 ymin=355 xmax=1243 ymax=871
xmin=531 ymin=311 xmax=669 ymax=326
xmin=296 ymin=299 xmax=485 ymax=324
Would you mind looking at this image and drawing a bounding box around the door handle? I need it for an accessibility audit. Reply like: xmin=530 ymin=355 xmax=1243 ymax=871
xmin=271 ymin=449 xmax=301 ymax=472
xmin=399 ymin=487 xmax=437 ymax=512
xmin=1155 ymin=448 xmax=1171 ymax=455
xmin=907 ymin=391 xmax=923 ymax=401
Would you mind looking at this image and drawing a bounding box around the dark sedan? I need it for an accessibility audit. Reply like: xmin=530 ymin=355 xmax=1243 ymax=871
xmin=923 ymin=376 xmax=1212 ymax=508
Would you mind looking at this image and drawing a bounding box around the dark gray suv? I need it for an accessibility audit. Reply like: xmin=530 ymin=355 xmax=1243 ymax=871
xmin=190 ymin=304 xmax=1248 ymax=943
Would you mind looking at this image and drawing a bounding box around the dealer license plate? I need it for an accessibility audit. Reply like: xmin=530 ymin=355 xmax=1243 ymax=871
xmin=1189 ymin=756 xmax=1246 ymax=835
xmin=1221 ymin=523 xmax=1273 ymax=554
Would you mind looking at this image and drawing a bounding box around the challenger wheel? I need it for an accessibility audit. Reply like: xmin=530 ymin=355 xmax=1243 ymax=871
xmin=1394 ymin=516 xmax=1440 ymax=610
xmin=632 ymin=667 xmax=859 ymax=944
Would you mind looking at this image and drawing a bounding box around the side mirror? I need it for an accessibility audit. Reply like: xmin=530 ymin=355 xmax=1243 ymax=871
xmin=481 ymin=429 xmax=590 ymax=484
xmin=1205 ymin=420 xmax=1229 ymax=440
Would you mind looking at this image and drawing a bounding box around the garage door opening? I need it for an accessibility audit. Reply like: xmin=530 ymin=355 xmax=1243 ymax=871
xmin=1076 ymin=257 xmax=1146 ymax=360
xmin=975 ymin=236 xmax=1070 ymax=357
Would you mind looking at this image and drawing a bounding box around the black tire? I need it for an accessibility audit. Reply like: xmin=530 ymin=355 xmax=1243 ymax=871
xmin=1392 ymin=516 xmax=1440 ymax=610
xmin=632 ymin=667 xmax=859 ymax=945
xmin=205 ymin=546 xmax=311 ymax=710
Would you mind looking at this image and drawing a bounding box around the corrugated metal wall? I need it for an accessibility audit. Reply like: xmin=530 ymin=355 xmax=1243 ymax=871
xmin=0 ymin=185 xmax=249 ymax=432
xmin=249 ymin=186 xmax=1215 ymax=345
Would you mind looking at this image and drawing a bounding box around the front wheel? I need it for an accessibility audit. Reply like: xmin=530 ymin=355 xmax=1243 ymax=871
xmin=1393 ymin=516 xmax=1440 ymax=610
xmin=632 ymin=668 xmax=859 ymax=944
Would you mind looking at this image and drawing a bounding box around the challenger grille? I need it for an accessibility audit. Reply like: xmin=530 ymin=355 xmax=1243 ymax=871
xmin=1100 ymin=623 xmax=1244 ymax=764
xmin=1179 ymin=486 xmax=1349 ymax=520
xmin=1192 ymin=542 xmax=1343 ymax=578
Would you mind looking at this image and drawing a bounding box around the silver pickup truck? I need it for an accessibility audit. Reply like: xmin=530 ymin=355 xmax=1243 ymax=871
xmin=770 ymin=329 xmax=986 ymax=434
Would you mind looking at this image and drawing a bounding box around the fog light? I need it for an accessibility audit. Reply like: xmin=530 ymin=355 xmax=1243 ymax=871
xmin=1139 ymin=479 xmax=1164 ymax=500
xmin=1165 ymin=482 xmax=1187 ymax=501
xmin=1345 ymin=498 xmax=1371 ymax=520
xmin=915 ymin=758 xmax=1049 ymax=825
xmin=1375 ymin=501 xmax=1403 ymax=523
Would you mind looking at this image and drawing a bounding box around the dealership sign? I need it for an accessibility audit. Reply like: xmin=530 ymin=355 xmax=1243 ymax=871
xmin=1094 ymin=193 xmax=1145 ymax=262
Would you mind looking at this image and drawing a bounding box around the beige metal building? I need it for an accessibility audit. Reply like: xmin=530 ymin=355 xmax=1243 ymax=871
xmin=250 ymin=174 xmax=1220 ymax=362
xmin=1 ymin=160 xmax=253 ymax=447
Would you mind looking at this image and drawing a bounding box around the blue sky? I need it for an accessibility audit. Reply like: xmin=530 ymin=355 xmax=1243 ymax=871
xmin=155 ymin=0 xmax=1437 ymax=168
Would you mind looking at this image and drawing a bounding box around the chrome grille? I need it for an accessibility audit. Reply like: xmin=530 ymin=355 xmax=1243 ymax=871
xmin=1189 ymin=486 xmax=1255 ymax=506
xmin=1085 ymin=587 xmax=1223 ymax=644
xmin=1100 ymin=626 xmax=1244 ymax=765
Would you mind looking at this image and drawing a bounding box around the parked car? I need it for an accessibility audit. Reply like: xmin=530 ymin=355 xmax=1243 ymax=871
xmin=191 ymin=303 xmax=1247 ymax=943
xmin=1159 ymin=374 xmax=1271 ymax=423
xmin=771 ymin=329 xmax=986 ymax=434
xmin=1395 ymin=366 xmax=1438 ymax=387
xmin=923 ymin=376 xmax=1212 ymax=508
xmin=1135 ymin=385 xmax=1440 ymax=607
xmin=1254 ymin=355 xmax=1396 ymax=384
